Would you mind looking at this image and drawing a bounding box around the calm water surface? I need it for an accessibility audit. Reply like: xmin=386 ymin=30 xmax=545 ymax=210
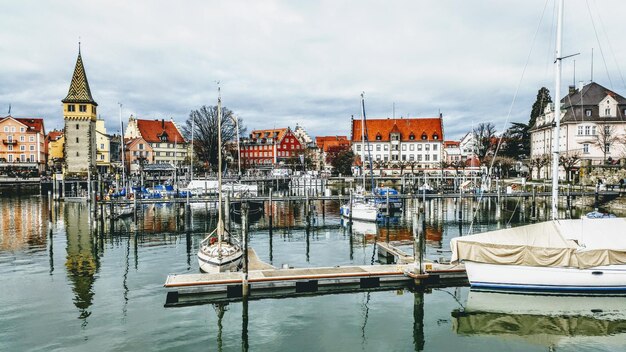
xmin=1 ymin=194 xmax=625 ymax=351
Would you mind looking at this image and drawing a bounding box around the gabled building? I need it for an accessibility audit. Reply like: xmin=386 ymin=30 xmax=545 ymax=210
xmin=240 ymin=127 xmax=304 ymax=167
xmin=62 ymin=48 xmax=98 ymax=175
xmin=95 ymin=119 xmax=111 ymax=173
xmin=315 ymin=136 xmax=350 ymax=171
xmin=443 ymin=140 xmax=462 ymax=163
xmin=530 ymin=82 xmax=626 ymax=178
xmin=47 ymin=130 xmax=64 ymax=169
xmin=0 ymin=115 xmax=46 ymax=171
xmin=350 ymin=116 xmax=444 ymax=169
xmin=459 ymin=132 xmax=477 ymax=159
xmin=124 ymin=137 xmax=154 ymax=174
xmin=124 ymin=116 xmax=187 ymax=167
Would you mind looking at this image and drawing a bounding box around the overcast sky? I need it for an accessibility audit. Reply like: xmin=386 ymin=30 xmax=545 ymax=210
xmin=2 ymin=0 xmax=626 ymax=140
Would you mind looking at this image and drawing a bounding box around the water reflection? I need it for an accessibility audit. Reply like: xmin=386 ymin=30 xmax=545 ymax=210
xmin=63 ymin=202 xmax=99 ymax=325
xmin=0 ymin=196 xmax=49 ymax=252
xmin=453 ymin=290 xmax=626 ymax=349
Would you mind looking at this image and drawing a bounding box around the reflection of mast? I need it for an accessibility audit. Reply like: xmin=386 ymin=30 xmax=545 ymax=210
xmin=241 ymin=299 xmax=249 ymax=352
xmin=64 ymin=202 xmax=99 ymax=325
xmin=213 ymin=303 xmax=227 ymax=352
xmin=413 ymin=291 xmax=425 ymax=351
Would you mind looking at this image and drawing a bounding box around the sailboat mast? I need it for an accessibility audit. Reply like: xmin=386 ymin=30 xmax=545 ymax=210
xmin=217 ymin=86 xmax=224 ymax=242
xmin=551 ymin=0 xmax=564 ymax=220
xmin=191 ymin=115 xmax=194 ymax=182
xmin=360 ymin=92 xmax=366 ymax=189
xmin=119 ymin=103 xmax=125 ymax=192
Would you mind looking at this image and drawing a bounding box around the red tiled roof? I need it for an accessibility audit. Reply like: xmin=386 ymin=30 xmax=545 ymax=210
xmin=1 ymin=116 xmax=45 ymax=133
xmin=443 ymin=140 xmax=460 ymax=147
xmin=250 ymin=128 xmax=288 ymax=142
xmin=136 ymin=119 xmax=185 ymax=143
xmin=315 ymin=136 xmax=350 ymax=152
xmin=351 ymin=117 xmax=443 ymax=142
xmin=47 ymin=130 xmax=64 ymax=141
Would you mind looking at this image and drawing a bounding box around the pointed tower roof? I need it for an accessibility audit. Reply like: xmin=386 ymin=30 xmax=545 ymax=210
xmin=62 ymin=50 xmax=97 ymax=106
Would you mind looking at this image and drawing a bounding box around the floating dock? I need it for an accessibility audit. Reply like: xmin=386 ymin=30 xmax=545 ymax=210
xmin=164 ymin=249 xmax=466 ymax=307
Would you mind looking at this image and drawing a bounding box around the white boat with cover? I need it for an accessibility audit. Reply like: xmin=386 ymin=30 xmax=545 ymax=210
xmin=451 ymin=218 xmax=626 ymax=293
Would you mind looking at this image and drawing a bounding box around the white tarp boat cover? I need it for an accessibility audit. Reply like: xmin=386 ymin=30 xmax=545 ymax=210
xmin=450 ymin=218 xmax=626 ymax=269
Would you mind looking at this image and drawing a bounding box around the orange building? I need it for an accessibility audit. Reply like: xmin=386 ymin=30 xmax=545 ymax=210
xmin=0 ymin=115 xmax=46 ymax=172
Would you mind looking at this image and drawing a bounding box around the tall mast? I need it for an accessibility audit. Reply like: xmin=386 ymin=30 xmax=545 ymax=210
xmin=217 ymin=85 xmax=224 ymax=243
xmin=190 ymin=114 xmax=194 ymax=182
xmin=119 ymin=103 xmax=125 ymax=192
xmin=360 ymin=92 xmax=366 ymax=189
xmin=551 ymin=0 xmax=564 ymax=220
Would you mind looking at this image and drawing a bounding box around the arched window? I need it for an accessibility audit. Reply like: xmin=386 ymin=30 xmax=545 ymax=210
xmin=421 ymin=133 xmax=427 ymax=140
xmin=376 ymin=132 xmax=382 ymax=140
xmin=409 ymin=133 xmax=415 ymax=140
xmin=433 ymin=133 xmax=439 ymax=140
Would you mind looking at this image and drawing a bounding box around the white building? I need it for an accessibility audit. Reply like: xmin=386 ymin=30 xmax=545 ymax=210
xmin=530 ymin=82 xmax=626 ymax=179
xmin=350 ymin=116 xmax=444 ymax=170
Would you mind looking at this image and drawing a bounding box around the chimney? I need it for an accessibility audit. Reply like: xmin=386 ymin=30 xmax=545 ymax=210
xmin=161 ymin=119 xmax=165 ymax=129
xmin=568 ymin=85 xmax=577 ymax=95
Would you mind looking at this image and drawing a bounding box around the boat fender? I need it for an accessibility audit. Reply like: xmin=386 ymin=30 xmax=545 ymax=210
xmin=210 ymin=237 xmax=218 ymax=245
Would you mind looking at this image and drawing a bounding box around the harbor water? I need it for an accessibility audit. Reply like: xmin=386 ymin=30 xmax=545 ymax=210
xmin=1 ymin=192 xmax=625 ymax=351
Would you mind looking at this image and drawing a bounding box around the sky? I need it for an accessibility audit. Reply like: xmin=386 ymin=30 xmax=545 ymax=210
xmin=2 ymin=0 xmax=626 ymax=140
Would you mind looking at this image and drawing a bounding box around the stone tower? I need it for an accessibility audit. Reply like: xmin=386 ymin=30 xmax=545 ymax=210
xmin=63 ymin=47 xmax=98 ymax=175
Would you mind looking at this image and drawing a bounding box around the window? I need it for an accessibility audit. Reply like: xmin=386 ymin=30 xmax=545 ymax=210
xmin=68 ymin=105 xmax=75 ymax=112
xmin=433 ymin=144 xmax=438 ymax=151
xmin=421 ymin=133 xmax=427 ymax=140
xmin=76 ymin=124 xmax=79 ymax=130
xmin=605 ymin=126 xmax=611 ymax=134
xmin=79 ymin=105 xmax=87 ymax=112
xmin=433 ymin=134 xmax=439 ymax=140
xmin=76 ymin=152 xmax=79 ymax=157
xmin=20 ymin=127 xmax=25 ymax=132
xmin=30 ymin=154 xmax=34 ymax=161
xmin=585 ymin=126 xmax=590 ymax=135
xmin=605 ymin=108 xmax=611 ymax=116
xmin=586 ymin=109 xmax=592 ymax=117
xmin=20 ymin=146 xmax=25 ymax=151
xmin=376 ymin=145 xmax=381 ymax=151
xmin=409 ymin=144 xmax=414 ymax=151
xmin=417 ymin=155 xmax=422 ymax=161
xmin=20 ymin=155 xmax=25 ymax=162
xmin=425 ymin=144 xmax=430 ymax=151
xmin=8 ymin=155 xmax=12 ymax=162
xmin=100 ymin=143 xmax=104 ymax=149
xmin=11 ymin=127 xmax=15 ymax=132
xmin=409 ymin=155 xmax=414 ymax=161
xmin=401 ymin=144 xmax=407 ymax=151
xmin=100 ymin=155 xmax=104 ymax=160
xmin=417 ymin=144 xmax=422 ymax=151
xmin=592 ymin=126 xmax=596 ymax=135
xmin=139 ymin=143 xmax=144 ymax=150
xmin=29 ymin=136 xmax=34 ymax=142
xmin=578 ymin=126 xmax=583 ymax=135
xmin=92 ymin=106 xmax=97 ymax=114
xmin=583 ymin=143 xmax=589 ymax=154
xmin=433 ymin=154 xmax=438 ymax=161
xmin=76 ymin=137 xmax=79 ymax=143
xmin=409 ymin=133 xmax=415 ymax=140
xmin=384 ymin=144 xmax=388 ymax=151
xmin=20 ymin=136 xmax=25 ymax=142
xmin=3 ymin=127 xmax=7 ymax=132
xmin=8 ymin=145 xmax=13 ymax=151
xmin=605 ymin=143 xmax=610 ymax=153
xmin=391 ymin=134 xmax=399 ymax=141
xmin=392 ymin=155 xmax=398 ymax=161
xmin=356 ymin=145 xmax=361 ymax=151
xmin=376 ymin=133 xmax=382 ymax=141
xmin=425 ymin=155 xmax=430 ymax=161
xmin=402 ymin=155 xmax=406 ymax=161
xmin=29 ymin=145 xmax=34 ymax=151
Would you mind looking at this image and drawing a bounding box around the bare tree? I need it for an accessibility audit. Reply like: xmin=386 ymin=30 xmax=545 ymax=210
xmin=529 ymin=154 xmax=550 ymax=180
xmin=558 ymin=151 xmax=581 ymax=183
xmin=594 ymin=124 xmax=622 ymax=164
xmin=182 ymin=105 xmax=245 ymax=172
xmin=472 ymin=122 xmax=498 ymax=162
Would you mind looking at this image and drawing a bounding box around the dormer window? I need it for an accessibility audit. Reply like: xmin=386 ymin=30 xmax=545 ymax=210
xmin=160 ymin=135 xmax=167 ymax=142
xmin=409 ymin=133 xmax=415 ymax=140
xmin=433 ymin=134 xmax=439 ymax=140
xmin=376 ymin=132 xmax=382 ymax=140
xmin=421 ymin=133 xmax=427 ymax=140
xmin=585 ymin=109 xmax=592 ymax=117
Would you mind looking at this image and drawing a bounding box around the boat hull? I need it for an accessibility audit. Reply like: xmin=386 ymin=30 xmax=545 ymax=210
xmin=465 ymin=261 xmax=626 ymax=293
xmin=197 ymin=244 xmax=243 ymax=274
xmin=340 ymin=203 xmax=378 ymax=222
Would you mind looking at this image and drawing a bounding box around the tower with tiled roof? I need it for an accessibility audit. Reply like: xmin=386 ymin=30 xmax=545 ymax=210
xmin=63 ymin=46 xmax=98 ymax=175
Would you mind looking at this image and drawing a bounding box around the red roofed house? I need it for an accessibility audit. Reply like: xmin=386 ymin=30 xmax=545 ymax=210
xmin=314 ymin=136 xmax=350 ymax=171
xmin=350 ymin=115 xmax=444 ymax=171
xmin=443 ymin=140 xmax=463 ymax=164
xmin=240 ymin=127 xmax=304 ymax=168
xmin=124 ymin=116 xmax=188 ymax=168
xmin=0 ymin=115 xmax=46 ymax=172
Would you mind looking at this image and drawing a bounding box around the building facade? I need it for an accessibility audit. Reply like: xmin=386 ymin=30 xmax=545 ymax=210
xmin=314 ymin=136 xmax=350 ymax=171
xmin=125 ymin=137 xmax=154 ymax=174
xmin=240 ymin=127 xmax=304 ymax=167
xmin=124 ymin=116 xmax=187 ymax=167
xmin=530 ymin=82 xmax=626 ymax=178
xmin=350 ymin=116 xmax=444 ymax=170
xmin=95 ymin=119 xmax=111 ymax=173
xmin=63 ymin=49 xmax=98 ymax=175
xmin=0 ymin=116 xmax=46 ymax=172
xmin=47 ymin=130 xmax=64 ymax=169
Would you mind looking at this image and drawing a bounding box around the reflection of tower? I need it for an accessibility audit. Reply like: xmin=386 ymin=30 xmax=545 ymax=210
xmin=64 ymin=202 xmax=99 ymax=324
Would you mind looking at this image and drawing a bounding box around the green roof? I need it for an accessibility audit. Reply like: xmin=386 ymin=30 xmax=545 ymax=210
xmin=62 ymin=52 xmax=97 ymax=105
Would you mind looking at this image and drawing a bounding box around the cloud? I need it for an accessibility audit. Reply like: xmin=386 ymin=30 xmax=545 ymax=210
xmin=1 ymin=0 xmax=625 ymax=139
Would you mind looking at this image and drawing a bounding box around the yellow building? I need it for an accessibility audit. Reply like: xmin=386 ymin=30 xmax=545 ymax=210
xmin=47 ymin=130 xmax=64 ymax=170
xmin=95 ymin=119 xmax=111 ymax=173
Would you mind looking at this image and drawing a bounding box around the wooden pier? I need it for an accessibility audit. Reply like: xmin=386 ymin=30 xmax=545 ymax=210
xmin=164 ymin=248 xmax=466 ymax=307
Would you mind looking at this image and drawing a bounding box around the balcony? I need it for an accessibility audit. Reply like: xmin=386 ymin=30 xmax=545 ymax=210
xmin=2 ymin=139 xmax=17 ymax=145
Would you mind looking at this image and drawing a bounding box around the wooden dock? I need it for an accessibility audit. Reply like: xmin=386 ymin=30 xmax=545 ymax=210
xmin=376 ymin=241 xmax=415 ymax=264
xmin=164 ymin=249 xmax=466 ymax=307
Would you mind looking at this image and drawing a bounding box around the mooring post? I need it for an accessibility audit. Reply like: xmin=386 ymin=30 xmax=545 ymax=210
xmin=349 ymin=191 xmax=353 ymax=224
xmin=225 ymin=193 xmax=230 ymax=232
xmin=241 ymin=202 xmax=249 ymax=298
xmin=269 ymin=187 xmax=273 ymax=236
xmin=413 ymin=205 xmax=425 ymax=275
xmin=532 ymin=185 xmax=537 ymax=219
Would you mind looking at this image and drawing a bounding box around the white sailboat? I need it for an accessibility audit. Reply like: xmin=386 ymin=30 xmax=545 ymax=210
xmin=340 ymin=93 xmax=379 ymax=222
xmin=197 ymin=86 xmax=243 ymax=273
xmin=450 ymin=0 xmax=626 ymax=294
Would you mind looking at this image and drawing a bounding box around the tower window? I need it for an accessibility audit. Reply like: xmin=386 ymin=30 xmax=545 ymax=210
xmin=68 ymin=105 xmax=75 ymax=112
xmin=76 ymin=124 xmax=79 ymax=130
xmin=76 ymin=151 xmax=79 ymax=157
xmin=92 ymin=106 xmax=96 ymax=114
xmin=79 ymin=105 xmax=87 ymax=112
xmin=76 ymin=137 xmax=79 ymax=143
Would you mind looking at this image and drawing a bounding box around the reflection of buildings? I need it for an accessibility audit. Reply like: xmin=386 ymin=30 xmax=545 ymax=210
xmin=266 ymin=201 xmax=300 ymax=228
xmin=0 ymin=197 xmax=48 ymax=251
xmin=64 ymin=203 xmax=98 ymax=322
xmin=140 ymin=204 xmax=178 ymax=233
